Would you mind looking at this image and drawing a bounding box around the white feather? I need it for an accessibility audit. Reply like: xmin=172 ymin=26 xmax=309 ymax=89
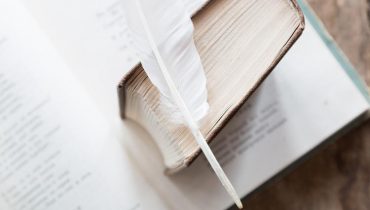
xmin=122 ymin=0 xmax=243 ymax=208
xmin=123 ymin=0 xmax=208 ymax=123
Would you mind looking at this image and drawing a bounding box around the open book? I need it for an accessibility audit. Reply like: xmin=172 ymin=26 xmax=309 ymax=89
xmin=0 ymin=1 xmax=369 ymax=210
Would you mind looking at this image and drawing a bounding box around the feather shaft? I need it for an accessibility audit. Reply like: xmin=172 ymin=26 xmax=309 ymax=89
xmin=134 ymin=0 xmax=242 ymax=208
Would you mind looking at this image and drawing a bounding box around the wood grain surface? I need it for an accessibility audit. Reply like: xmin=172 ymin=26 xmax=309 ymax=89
xmin=239 ymin=1 xmax=370 ymax=209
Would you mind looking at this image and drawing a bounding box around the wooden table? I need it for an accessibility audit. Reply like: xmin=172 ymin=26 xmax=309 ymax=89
xmin=242 ymin=1 xmax=370 ymax=209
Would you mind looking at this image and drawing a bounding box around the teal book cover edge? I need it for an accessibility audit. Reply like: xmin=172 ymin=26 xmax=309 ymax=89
xmin=298 ymin=0 xmax=370 ymax=103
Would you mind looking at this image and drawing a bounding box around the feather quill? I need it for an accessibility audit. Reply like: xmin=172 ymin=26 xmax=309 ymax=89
xmin=123 ymin=0 xmax=208 ymax=123
xmin=122 ymin=0 xmax=243 ymax=208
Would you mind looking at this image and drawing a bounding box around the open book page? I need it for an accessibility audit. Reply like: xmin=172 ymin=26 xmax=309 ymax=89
xmin=19 ymin=0 xmax=207 ymax=129
xmin=0 ymin=1 xmax=168 ymax=210
xmin=122 ymin=18 xmax=370 ymax=210
xmin=17 ymin=0 xmax=369 ymax=209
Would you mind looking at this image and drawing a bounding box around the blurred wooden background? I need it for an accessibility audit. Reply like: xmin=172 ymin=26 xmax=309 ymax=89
xmin=243 ymin=0 xmax=370 ymax=209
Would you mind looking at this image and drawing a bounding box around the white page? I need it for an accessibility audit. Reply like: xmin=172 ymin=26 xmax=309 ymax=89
xmin=0 ymin=1 xmax=168 ymax=209
xmin=122 ymin=19 xmax=370 ymax=210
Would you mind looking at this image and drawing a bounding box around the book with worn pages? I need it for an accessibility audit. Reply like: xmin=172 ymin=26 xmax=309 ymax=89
xmin=0 ymin=0 xmax=369 ymax=210
xmin=119 ymin=0 xmax=305 ymax=172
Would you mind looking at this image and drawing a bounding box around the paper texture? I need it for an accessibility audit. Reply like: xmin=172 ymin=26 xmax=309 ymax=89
xmin=0 ymin=1 xmax=167 ymax=209
xmin=3 ymin=0 xmax=369 ymax=210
